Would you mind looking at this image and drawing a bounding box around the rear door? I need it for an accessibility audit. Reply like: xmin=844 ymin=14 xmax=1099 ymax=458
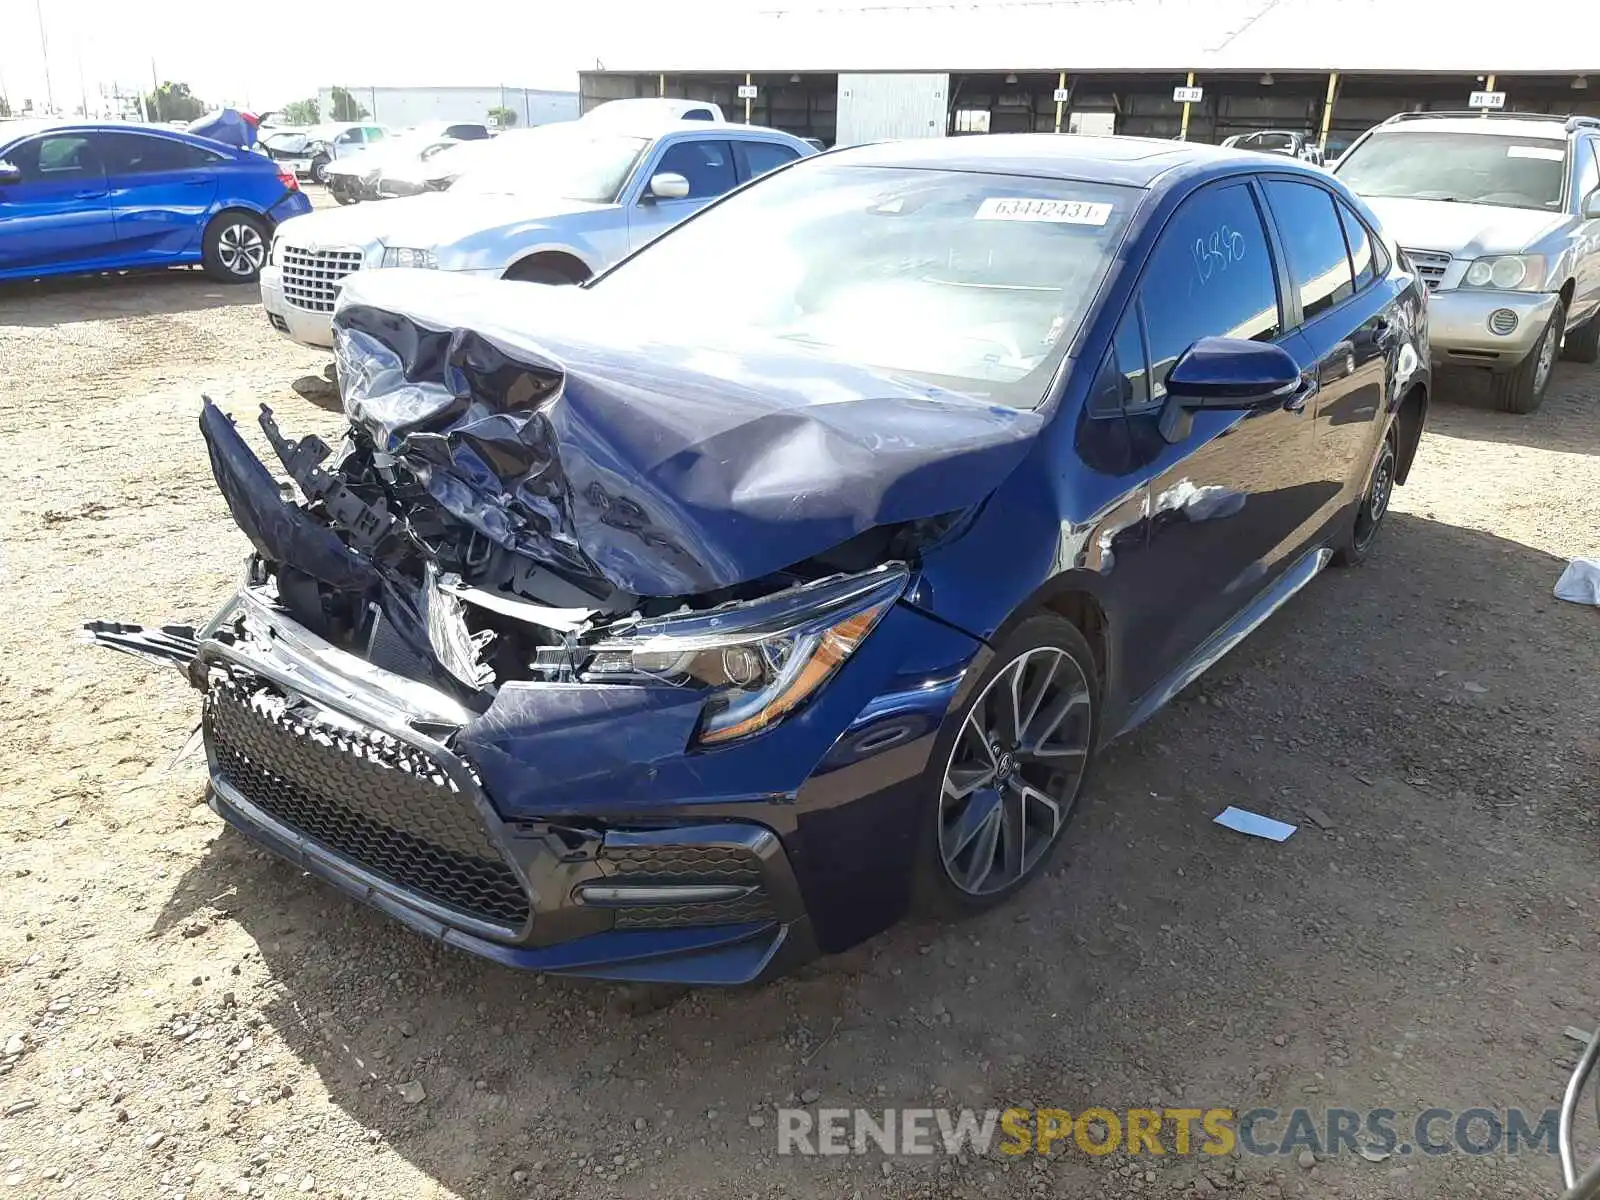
xmin=1116 ymin=178 xmax=1318 ymax=699
xmin=97 ymin=132 xmax=222 ymax=260
xmin=625 ymin=136 xmax=738 ymax=252
xmin=1260 ymin=177 xmax=1395 ymax=528
xmin=0 ymin=133 xmax=117 ymax=273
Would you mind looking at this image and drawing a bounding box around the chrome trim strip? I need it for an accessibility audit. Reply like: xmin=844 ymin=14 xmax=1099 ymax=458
xmin=577 ymin=884 xmax=756 ymax=906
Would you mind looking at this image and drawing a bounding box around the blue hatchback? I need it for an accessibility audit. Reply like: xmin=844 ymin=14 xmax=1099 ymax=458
xmin=0 ymin=121 xmax=311 ymax=284
xmin=89 ymin=135 xmax=1430 ymax=985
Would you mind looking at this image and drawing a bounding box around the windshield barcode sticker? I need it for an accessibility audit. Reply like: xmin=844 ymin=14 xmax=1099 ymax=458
xmin=1506 ymin=145 xmax=1565 ymax=161
xmin=976 ymin=197 xmax=1113 ymax=225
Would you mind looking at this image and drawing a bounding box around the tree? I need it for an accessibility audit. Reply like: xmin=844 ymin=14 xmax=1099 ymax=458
xmin=487 ymin=106 xmax=518 ymax=129
xmin=281 ymin=98 xmax=319 ymax=125
xmin=328 ymin=87 xmax=369 ymax=121
xmin=145 ymin=81 xmax=206 ymax=123
xmin=0 ymin=97 xmax=10 ymax=119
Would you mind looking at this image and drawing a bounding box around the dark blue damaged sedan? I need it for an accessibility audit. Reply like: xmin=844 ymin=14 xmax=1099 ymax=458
xmin=88 ymin=134 xmax=1429 ymax=984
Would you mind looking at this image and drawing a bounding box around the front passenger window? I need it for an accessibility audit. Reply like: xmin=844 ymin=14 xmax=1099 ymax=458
xmin=653 ymin=140 xmax=737 ymax=199
xmin=1140 ymin=182 xmax=1282 ymax=398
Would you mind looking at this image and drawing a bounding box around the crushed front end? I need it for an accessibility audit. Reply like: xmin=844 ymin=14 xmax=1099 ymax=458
xmin=84 ymin=272 xmax=1033 ymax=983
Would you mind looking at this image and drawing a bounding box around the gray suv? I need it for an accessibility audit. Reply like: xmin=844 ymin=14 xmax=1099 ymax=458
xmin=1334 ymin=112 xmax=1600 ymax=412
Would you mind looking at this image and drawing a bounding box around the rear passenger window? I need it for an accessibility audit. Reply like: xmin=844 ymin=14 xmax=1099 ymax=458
xmin=735 ymin=140 xmax=801 ymax=182
xmin=1141 ymin=182 xmax=1281 ymax=398
xmin=1336 ymin=202 xmax=1376 ymax=290
xmin=1264 ymin=179 xmax=1354 ymax=320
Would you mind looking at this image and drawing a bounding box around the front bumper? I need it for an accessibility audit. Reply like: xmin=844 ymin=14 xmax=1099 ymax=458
xmin=1424 ymin=288 xmax=1560 ymax=371
xmin=259 ymin=264 xmax=335 ymax=349
xmin=186 ymin=585 xmax=820 ymax=984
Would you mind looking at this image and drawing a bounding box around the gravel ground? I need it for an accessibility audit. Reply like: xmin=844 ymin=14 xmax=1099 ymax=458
xmin=1 ymin=259 xmax=1598 ymax=1200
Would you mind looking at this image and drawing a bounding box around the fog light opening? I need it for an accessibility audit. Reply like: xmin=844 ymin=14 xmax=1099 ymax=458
xmin=1488 ymin=308 xmax=1519 ymax=337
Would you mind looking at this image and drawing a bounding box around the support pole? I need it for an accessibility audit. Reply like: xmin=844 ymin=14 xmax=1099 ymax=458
xmin=1054 ymin=70 xmax=1067 ymax=133
xmin=1319 ymin=71 xmax=1339 ymax=156
xmin=1483 ymin=73 xmax=1495 ymax=117
xmin=1179 ymin=70 xmax=1195 ymax=141
xmin=658 ymin=73 xmax=665 ymax=97
xmin=745 ymin=72 xmax=753 ymax=123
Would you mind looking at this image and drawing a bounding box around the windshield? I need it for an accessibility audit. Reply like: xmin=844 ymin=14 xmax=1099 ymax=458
xmin=1337 ymin=131 xmax=1567 ymax=210
xmin=593 ymin=164 xmax=1137 ymax=407
xmin=449 ymin=129 xmax=647 ymax=202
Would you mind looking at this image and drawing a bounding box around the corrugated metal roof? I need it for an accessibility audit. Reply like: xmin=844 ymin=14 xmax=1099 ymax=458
xmin=593 ymin=0 xmax=1597 ymax=75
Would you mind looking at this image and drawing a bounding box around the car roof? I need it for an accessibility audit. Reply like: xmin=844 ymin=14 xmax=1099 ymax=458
xmin=0 ymin=119 xmax=243 ymax=151
xmin=1373 ymin=115 xmax=1574 ymax=139
xmin=824 ymin=133 xmax=1285 ymax=189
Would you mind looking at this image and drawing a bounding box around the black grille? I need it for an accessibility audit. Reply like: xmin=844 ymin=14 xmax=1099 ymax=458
xmin=204 ymin=673 xmax=529 ymax=929
xmin=602 ymin=841 xmax=773 ymax=929
xmin=614 ymin=892 xmax=775 ymax=930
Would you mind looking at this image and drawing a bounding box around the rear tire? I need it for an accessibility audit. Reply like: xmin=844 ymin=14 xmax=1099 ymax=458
xmin=913 ymin=614 xmax=1099 ymax=918
xmin=1492 ymin=299 xmax=1563 ymax=414
xmin=201 ymin=212 xmax=270 ymax=283
xmin=1562 ymin=304 xmax=1600 ymax=364
xmin=1333 ymin=423 xmax=1398 ymax=567
xmin=309 ymin=155 xmax=330 ymax=185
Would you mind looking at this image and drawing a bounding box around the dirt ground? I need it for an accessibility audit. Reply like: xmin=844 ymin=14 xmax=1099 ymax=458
xmin=1 ymin=258 xmax=1597 ymax=1200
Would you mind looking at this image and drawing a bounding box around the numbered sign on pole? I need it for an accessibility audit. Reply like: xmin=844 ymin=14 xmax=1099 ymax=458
xmin=1052 ymin=87 xmax=1071 ymax=103
xmin=1173 ymin=85 xmax=1204 ymax=104
xmin=737 ymin=84 xmax=758 ymax=100
xmin=1469 ymin=90 xmax=1506 ymax=109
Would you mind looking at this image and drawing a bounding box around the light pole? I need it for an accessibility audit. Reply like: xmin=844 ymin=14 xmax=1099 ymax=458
xmin=35 ymin=0 xmax=54 ymax=113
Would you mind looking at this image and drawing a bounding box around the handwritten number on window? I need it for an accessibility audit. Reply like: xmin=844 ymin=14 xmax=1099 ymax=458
xmin=1192 ymin=224 xmax=1248 ymax=284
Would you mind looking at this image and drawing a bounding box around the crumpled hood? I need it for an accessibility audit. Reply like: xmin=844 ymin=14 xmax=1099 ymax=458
xmin=276 ymin=192 xmax=610 ymax=249
xmin=331 ymin=270 xmax=1044 ymax=598
xmin=1361 ymin=196 xmax=1568 ymax=256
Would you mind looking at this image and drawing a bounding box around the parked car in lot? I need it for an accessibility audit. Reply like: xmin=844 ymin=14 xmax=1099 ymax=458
xmin=91 ymin=135 xmax=1429 ymax=984
xmin=263 ymin=122 xmax=390 ymax=184
xmin=583 ymin=97 xmax=726 ymax=124
xmin=259 ymin=118 xmax=814 ymax=347
xmin=1221 ymin=129 xmax=1324 ymax=166
xmin=376 ymin=134 xmax=503 ymax=197
xmin=0 ymin=120 xmax=311 ymax=284
xmin=1334 ymin=111 xmax=1600 ymax=412
xmin=324 ymin=122 xmax=490 ymax=204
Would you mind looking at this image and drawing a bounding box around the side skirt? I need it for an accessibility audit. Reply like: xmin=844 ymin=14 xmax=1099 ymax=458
xmin=1114 ymin=546 xmax=1334 ymax=739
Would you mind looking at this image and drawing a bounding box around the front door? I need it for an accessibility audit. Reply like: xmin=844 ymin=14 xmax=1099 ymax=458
xmin=626 ymin=137 xmax=737 ymax=253
xmin=1114 ymin=179 xmax=1318 ymax=702
xmin=0 ymin=133 xmax=116 ymax=274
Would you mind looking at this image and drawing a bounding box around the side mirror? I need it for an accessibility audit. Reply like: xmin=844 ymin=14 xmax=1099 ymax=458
xmin=1158 ymin=337 xmax=1304 ymax=442
xmin=645 ymin=171 xmax=691 ymax=202
xmin=0 ymin=161 xmax=20 ymax=185
xmin=1583 ymin=190 xmax=1600 ymax=220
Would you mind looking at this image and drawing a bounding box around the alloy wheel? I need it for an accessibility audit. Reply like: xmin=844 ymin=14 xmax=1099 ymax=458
xmin=1533 ymin=315 xmax=1558 ymax=396
xmin=938 ymin=646 xmax=1092 ymax=897
xmin=217 ymin=223 xmax=266 ymax=277
xmin=1353 ymin=434 xmax=1396 ymax=553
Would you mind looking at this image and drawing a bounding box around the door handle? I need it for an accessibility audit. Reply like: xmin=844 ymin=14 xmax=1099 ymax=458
xmin=72 ymin=190 xmax=104 ymax=200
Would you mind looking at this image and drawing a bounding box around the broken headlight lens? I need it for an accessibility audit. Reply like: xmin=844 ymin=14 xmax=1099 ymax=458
xmin=581 ymin=566 xmax=909 ymax=745
xmin=380 ymin=246 xmax=439 ymax=269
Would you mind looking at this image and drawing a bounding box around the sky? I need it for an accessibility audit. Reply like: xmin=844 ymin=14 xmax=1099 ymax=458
xmin=0 ymin=0 xmax=731 ymax=115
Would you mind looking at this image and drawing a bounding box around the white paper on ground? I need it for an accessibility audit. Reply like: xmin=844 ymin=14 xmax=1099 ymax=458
xmin=1214 ymin=806 xmax=1297 ymax=842
xmin=1554 ymin=558 xmax=1600 ymax=606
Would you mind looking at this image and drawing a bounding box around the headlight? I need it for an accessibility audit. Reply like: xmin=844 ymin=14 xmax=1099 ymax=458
xmin=380 ymin=247 xmax=439 ymax=269
xmin=1461 ymin=255 xmax=1545 ymax=291
xmin=581 ymin=566 xmax=908 ymax=745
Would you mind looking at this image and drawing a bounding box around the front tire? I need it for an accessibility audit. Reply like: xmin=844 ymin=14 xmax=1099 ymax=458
xmin=914 ymin=614 xmax=1099 ymax=917
xmin=201 ymin=212 xmax=269 ymax=283
xmin=309 ymin=155 xmax=330 ymax=185
xmin=1492 ymin=299 xmax=1563 ymax=414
